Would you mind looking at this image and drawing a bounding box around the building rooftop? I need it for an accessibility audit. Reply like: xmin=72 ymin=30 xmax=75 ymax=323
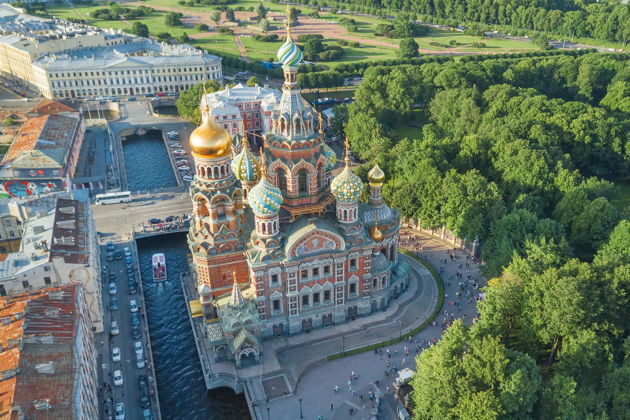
xmin=2 ymin=113 xmax=79 ymax=165
xmin=26 ymin=100 xmax=76 ymax=118
xmin=204 ymin=83 xmax=280 ymax=117
xmin=34 ymin=39 xmax=221 ymax=71
xmin=0 ymin=284 xmax=81 ymax=420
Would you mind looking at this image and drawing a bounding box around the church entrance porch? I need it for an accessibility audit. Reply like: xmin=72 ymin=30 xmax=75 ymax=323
xmin=301 ymin=318 xmax=313 ymax=332
xmin=322 ymin=313 xmax=333 ymax=327
xmin=272 ymin=323 xmax=285 ymax=336
xmin=371 ymin=300 xmax=378 ymax=313
xmin=347 ymin=306 xmax=358 ymax=321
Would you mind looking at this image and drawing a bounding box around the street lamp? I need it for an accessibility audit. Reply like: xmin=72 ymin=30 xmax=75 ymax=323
xmin=299 ymin=398 xmax=303 ymax=419
xmin=342 ymin=335 xmax=345 ymax=353
xmin=399 ymin=320 xmax=403 ymax=339
xmin=267 ymin=407 xmax=270 ymax=420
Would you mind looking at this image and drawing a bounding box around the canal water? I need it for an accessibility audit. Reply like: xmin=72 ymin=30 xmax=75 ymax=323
xmin=123 ymin=130 xmax=177 ymax=191
xmin=137 ymin=233 xmax=250 ymax=420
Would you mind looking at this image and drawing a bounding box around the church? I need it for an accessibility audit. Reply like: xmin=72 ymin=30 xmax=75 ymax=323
xmin=187 ymin=28 xmax=410 ymax=366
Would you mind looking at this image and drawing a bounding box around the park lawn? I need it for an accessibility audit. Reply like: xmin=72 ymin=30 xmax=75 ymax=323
xmin=48 ymin=5 xmax=203 ymax=38
xmin=319 ymin=42 xmax=397 ymax=68
xmin=611 ymin=181 xmax=630 ymax=211
xmin=193 ymin=34 xmax=241 ymax=58
xmin=238 ymin=35 xmax=282 ymax=62
xmin=414 ymin=28 xmax=539 ymax=52
xmin=393 ymin=110 xmax=426 ymax=140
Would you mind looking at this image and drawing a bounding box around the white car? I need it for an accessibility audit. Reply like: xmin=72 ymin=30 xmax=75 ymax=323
xmin=109 ymin=283 xmax=117 ymax=295
xmin=112 ymin=347 xmax=121 ymax=362
xmin=134 ymin=341 xmax=144 ymax=356
xmin=115 ymin=403 xmax=125 ymax=420
xmin=113 ymin=369 xmax=123 ymax=386
xmin=130 ymin=299 xmax=138 ymax=313
xmin=183 ymin=176 xmax=194 ymax=182
xmin=172 ymin=149 xmax=185 ymax=154
xmin=123 ymin=247 xmax=131 ymax=257
xmin=111 ymin=321 xmax=119 ymax=336
xmin=136 ymin=352 xmax=145 ymax=368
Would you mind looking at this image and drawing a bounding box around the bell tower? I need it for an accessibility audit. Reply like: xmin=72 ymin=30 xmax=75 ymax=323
xmin=188 ymin=105 xmax=249 ymax=297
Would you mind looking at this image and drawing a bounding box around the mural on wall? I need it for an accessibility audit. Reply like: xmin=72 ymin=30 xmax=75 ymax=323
xmin=0 ymin=180 xmax=62 ymax=198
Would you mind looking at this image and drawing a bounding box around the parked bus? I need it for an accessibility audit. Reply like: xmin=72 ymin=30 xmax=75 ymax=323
xmin=95 ymin=191 xmax=132 ymax=205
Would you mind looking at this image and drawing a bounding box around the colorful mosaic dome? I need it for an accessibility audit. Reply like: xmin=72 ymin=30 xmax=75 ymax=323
xmin=331 ymin=166 xmax=363 ymax=204
xmin=322 ymin=143 xmax=336 ymax=171
xmin=277 ymin=35 xmax=303 ymax=67
xmin=248 ymin=178 xmax=283 ymax=216
xmin=231 ymin=144 xmax=260 ymax=183
xmin=368 ymin=164 xmax=385 ymax=185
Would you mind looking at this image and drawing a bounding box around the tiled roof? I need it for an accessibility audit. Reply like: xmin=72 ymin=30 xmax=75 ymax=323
xmin=3 ymin=114 xmax=79 ymax=164
xmin=49 ymin=198 xmax=88 ymax=265
xmin=3 ymin=150 xmax=62 ymax=169
xmin=0 ymin=285 xmax=80 ymax=420
xmin=27 ymin=100 xmax=75 ymax=117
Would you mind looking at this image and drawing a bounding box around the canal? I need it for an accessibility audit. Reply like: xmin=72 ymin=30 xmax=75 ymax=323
xmin=137 ymin=233 xmax=250 ymax=420
xmin=123 ymin=130 xmax=177 ymax=191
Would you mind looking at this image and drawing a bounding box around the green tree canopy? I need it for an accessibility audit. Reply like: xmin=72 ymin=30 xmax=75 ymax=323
xmin=175 ymin=80 xmax=221 ymax=124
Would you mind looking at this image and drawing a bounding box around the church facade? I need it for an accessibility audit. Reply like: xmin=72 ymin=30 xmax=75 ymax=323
xmin=187 ymin=29 xmax=410 ymax=366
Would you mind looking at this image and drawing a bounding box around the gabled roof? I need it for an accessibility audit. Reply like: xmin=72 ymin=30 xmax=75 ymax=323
xmin=230 ymin=328 xmax=260 ymax=353
xmin=4 ymin=150 xmax=62 ymax=169
xmin=27 ymin=100 xmax=75 ymax=117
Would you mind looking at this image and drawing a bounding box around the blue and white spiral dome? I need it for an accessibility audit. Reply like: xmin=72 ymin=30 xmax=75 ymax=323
xmin=277 ymin=36 xmax=303 ymax=67
xmin=248 ymin=178 xmax=283 ymax=217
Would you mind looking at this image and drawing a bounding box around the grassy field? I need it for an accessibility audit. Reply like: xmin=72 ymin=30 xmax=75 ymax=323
xmin=611 ymin=180 xmax=630 ymax=211
xmin=194 ymin=34 xmax=241 ymax=58
xmin=393 ymin=110 xmax=426 ymax=140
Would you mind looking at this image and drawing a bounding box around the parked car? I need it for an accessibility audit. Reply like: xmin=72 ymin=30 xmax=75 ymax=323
xmin=125 ymin=256 xmax=133 ymax=265
xmin=145 ymin=93 xmax=155 ymax=98
xmin=183 ymin=175 xmax=194 ymax=182
xmin=166 ymin=92 xmax=178 ymax=97
xmin=138 ymin=374 xmax=148 ymax=391
xmin=127 ymin=96 xmax=137 ymax=101
xmin=132 ymin=324 xmax=141 ymax=339
xmin=115 ymin=403 xmax=125 ymax=420
xmin=134 ymin=341 xmax=144 ymax=355
xmin=172 ymin=149 xmax=185 ymax=154
xmin=148 ymin=218 xmax=162 ymax=224
xmin=111 ymin=321 xmax=120 ymax=336
xmin=131 ymin=312 xmax=140 ymax=327
xmin=130 ymin=299 xmax=138 ymax=313
xmin=139 ymin=388 xmax=150 ymax=407
xmin=106 ymin=252 xmax=114 ymax=262
xmin=109 ymin=283 xmax=117 ymax=295
xmin=106 ymin=241 xmax=115 ymax=252
xmin=112 ymin=347 xmax=121 ymax=362
xmin=110 ymin=297 xmax=119 ymax=311
xmin=156 ymin=92 xmax=165 ymax=97
xmin=124 ymin=247 xmax=131 ymax=257
xmin=113 ymin=370 xmax=123 ymax=386
xmin=114 ymin=250 xmax=124 ymax=260
xmin=136 ymin=352 xmax=146 ymax=369
xmin=109 ymin=273 xmax=117 ymax=282
xmin=142 ymin=408 xmax=153 ymax=420
xmin=129 ymin=285 xmax=137 ymax=295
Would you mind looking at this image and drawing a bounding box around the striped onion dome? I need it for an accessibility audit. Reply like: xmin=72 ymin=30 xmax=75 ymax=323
xmin=277 ymin=35 xmax=303 ymax=67
xmin=322 ymin=143 xmax=336 ymax=171
xmin=248 ymin=178 xmax=283 ymax=217
xmin=231 ymin=143 xmax=260 ymax=182
xmin=331 ymin=166 xmax=363 ymax=204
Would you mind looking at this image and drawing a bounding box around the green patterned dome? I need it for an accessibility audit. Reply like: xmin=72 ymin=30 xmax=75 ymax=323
xmin=231 ymin=144 xmax=260 ymax=182
xmin=276 ymin=35 xmax=303 ymax=67
xmin=248 ymin=178 xmax=283 ymax=216
xmin=322 ymin=143 xmax=336 ymax=171
xmin=331 ymin=166 xmax=363 ymax=204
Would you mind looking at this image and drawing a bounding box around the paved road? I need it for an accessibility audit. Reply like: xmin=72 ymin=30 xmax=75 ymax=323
xmin=98 ymin=242 xmax=159 ymax=420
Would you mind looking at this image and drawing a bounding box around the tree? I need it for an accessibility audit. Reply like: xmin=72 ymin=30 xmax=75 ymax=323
xmin=246 ymin=76 xmax=260 ymax=87
xmin=329 ymin=104 xmax=349 ymax=138
xmin=288 ymin=7 xmax=299 ymax=26
xmin=411 ymin=321 xmax=541 ymax=419
xmin=210 ymin=10 xmax=222 ymax=25
xmin=259 ymin=18 xmax=270 ymax=33
xmin=175 ymin=80 xmax=220 ymax=124
xmin=398 ymin=38 xmax=419 ymax=58
xmin=177 ymin=31 xmax=190 ymax=43
xmin=165 ymin=12 xmax=182 ymax=27
xmin=225 ymin=7 xmax=235 ymax=22
xmin=156 ymin=32 xmax=172 ymax=42
xmin=130 ymin=21 xmax=149 ymax=37
xmin=195 ymin=23 xmax=209 ymax=32
xmin=303 ymin=37 xmax=324 ymax=61
xmin=254 ymin=2 xmax=267 ymax=22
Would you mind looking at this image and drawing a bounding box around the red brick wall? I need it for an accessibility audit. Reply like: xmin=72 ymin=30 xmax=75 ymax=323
xmin=194 ymin=252 xmax=249 ymax=297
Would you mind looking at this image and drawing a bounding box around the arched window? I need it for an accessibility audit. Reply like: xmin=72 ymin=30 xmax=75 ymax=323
xmin=277 ymin=169 xmax=287 ymax=195
xmin=298 ymin=170 xmax=308 ymax=194
xmin=343 ymin=209 xmax=348 ymax=220
xmin=262 ymin=223 xmax=267 ymax=234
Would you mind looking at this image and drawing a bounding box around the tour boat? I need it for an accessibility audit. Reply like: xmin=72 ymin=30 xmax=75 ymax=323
xmin=152 ymin=253 xmax=167 ymax=282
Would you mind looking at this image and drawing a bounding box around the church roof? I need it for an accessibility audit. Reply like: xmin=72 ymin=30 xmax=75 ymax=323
xmin=372 ymin=252 xmax=391 ymax=274
xmin=230 ymin=328 xmax=260 ymax=353
xmin=284 ymin=217 xmax=341 ymax=256
xmin=205 ymin=319 xmax=225 ymax=346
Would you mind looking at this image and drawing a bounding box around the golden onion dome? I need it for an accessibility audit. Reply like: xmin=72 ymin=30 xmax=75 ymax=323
xmin=368 ymin=164 xmax=385 ymax=185
xmin=189 ymin=107 xmax=232 ymax=159
xmin=370 ymin=224 xmax=383 ymax=242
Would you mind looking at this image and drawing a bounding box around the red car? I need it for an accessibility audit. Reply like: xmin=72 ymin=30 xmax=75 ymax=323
xmin=156 ymin=92 xmax=166 ymax=97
